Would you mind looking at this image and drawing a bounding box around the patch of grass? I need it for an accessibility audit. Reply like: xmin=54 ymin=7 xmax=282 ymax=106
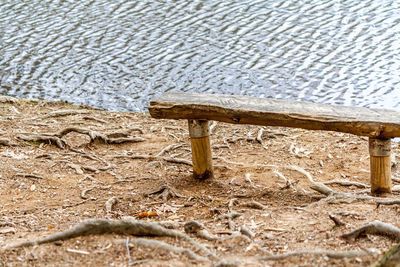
xmin=27 ymin=141 xmax=42 ymax=146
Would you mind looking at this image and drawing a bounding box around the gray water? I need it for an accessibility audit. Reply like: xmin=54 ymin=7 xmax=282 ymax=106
xmin=0 ymin=0 xmax=399 ymax=112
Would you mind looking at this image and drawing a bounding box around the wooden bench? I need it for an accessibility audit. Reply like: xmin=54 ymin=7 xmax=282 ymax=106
xmin=148 ymin=92 xmax=400 ymax=194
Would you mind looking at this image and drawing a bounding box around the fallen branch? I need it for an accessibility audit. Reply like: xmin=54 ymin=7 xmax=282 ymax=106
xmin=3 ymin=218 xmax=218 ymax=260
xmin=341 ymin=220 xmax=400 ymax=241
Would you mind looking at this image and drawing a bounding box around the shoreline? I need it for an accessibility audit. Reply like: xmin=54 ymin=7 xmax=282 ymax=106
xmin=1 ymin=95 xmax=399 ymax=266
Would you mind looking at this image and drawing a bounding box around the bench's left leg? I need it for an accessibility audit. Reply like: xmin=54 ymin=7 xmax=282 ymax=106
xmin=369 ymin=138 xmax=392 ymax=194
xmin=188 ymin=119 xmax=214 ymax=179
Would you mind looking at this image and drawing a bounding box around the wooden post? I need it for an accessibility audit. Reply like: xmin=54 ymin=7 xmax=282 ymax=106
xmin=369 ymin=138 xmax=392 ymax=194
xmin=188 ymin=119 xmax=213 ymax=179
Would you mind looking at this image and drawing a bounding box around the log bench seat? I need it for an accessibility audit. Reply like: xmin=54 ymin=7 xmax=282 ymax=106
xmin=148 ymin=92 xmax=400 ymax=194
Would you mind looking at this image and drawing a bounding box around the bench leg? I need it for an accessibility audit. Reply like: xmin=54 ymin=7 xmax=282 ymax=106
xmin=188 ymin=119 xmax=214 ymax=179
xmin=369 ymin=138 xmax=392 ymax=194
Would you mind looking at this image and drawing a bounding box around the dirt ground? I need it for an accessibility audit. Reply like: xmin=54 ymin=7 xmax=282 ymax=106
xmin=1 ymin=96 xmax=400 ymax=266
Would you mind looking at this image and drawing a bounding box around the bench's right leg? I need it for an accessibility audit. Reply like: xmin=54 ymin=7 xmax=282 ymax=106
xmin=369 ymin=138 xmax=392 ymax=194
xmin=188 ymin=119 xmax=214 ymax=179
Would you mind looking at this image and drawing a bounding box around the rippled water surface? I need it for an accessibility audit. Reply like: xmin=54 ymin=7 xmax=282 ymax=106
xmin=0 ymin=0 xmax=399 ymax=111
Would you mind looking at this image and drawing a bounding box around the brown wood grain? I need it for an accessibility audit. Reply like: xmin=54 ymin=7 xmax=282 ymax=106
xmin=148 ymin=93 xmax=400 ymax=138
xmin=190 ymin=136 xmax=213 ymax=179
xmin=370 ymin=155 xmax=392 ymax=194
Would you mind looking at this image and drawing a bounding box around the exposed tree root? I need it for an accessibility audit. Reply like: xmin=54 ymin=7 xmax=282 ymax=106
xmin=286 ymin=165 xmax=400 ymax=207
xmin=341 ymin=220 xmax=400 ymax=241
xmin=240 ymin=201 xmax=267 ymax=210
xmin=18 ymin=134 xmax=67 ymax=149
xmin=121 ymin=238 xmax=210 ymax=262
xmin=218 ymin=211 xmax=243 ymax=231
xmin=118 ymin=154 xmax=192 ymax=166
xmin=57 ymin=127 xmax=145 ymax=144
xmin=209 ymin=121 xmax=218 ymax=135
xmin=323 ymin=179 xmax=369 ymax=188
xmin=184 ymin=221 xmax=218 ymax=241
xmin=0 ymin=138 xmax=18 ymax=146
xmin=41 ymin=109 xmax=91 ymax=118
xmin=259 ymin=249 xmax=379 ymax=261
xmin=14 ymin=173 xmax=44 ymax=180
xmin=3 ymin=218 xmax=218 ymax=260
xmin=156 ymin=143 xmax=186 ymax=157
xmin=144 ymin=185 xmax=184 ymax=201
xmin=239 ymin=225 xmax=255 ymax=239
xmin=372 ymin=243 xmax=400 ymax=267
xmin=328 ymin=213 xmax=346 ymax=227
xmin=274 ymin=170 xmax=296 ymax=190
xmin=105 ymin=197 xmax=119 ymax=213
xmin=0 ymin=96 xmax=18 ymax=103
xmin=18 ymin=127 xmax=145 ymax=149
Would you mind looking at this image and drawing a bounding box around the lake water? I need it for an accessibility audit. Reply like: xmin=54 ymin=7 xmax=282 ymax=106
xmin=0 ymin=0 xmax=399 ymax=112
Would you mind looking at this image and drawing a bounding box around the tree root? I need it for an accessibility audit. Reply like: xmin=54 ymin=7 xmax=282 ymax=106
xmin=105 ymin=197 xmax=119 ymax=213
xmin=18 ymin=127 xmax=145 ymax=149
xmin=18 ymin=134 xmax=67 ymax=149
xmin=0 ymin=138 xmax=18 ymax=146
xmin=118 ymin=154 xmax=192 ymax=166
xmin=3 ymin=218 xmax=218 ymax=260
xmin=14 ymin=173 xmax=44 ymax=180
xmin=259 ymin=249 xmax=379 ymax=261
xmin=328 ymin=213 xmax=346 ymax=227
xmin=218 ymin=211 xmax=243 ymax=231
xmin=372 ymin=243 xmax=400 ymax=267
xmin=0 ymin=96 xmax=18 ymax=103
xmin=286 ymin=165 xmax=400 ymax=207
xmin=240 ymin=201 xmax=267 ymax=210
xmin=323 ymin=179 xmax=369 ymax=189
xmin=57 ymin=127 xmax=145 ymax=144
xmin=121 ymin=238 xmax=210 ymax=262
xmin=41 ymin=109 xmax=91 ymax=118
xmin=156 ymin=143 xmax=186 ymax=157
xmin=184 ymin=221 xmax=218 ymax=241
xmin=144 ymin=185 xmax=184 ymax=201
xmin=341 ymin=220 xmax=400 ymax=241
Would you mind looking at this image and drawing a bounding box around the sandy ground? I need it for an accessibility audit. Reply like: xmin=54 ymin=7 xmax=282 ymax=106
xmin=0 ymin=96 xmax=400 ymax=266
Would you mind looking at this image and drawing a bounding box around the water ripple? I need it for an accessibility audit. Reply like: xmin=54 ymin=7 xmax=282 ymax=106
xmin=0 ymin=0 xmax=399 ymax=111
